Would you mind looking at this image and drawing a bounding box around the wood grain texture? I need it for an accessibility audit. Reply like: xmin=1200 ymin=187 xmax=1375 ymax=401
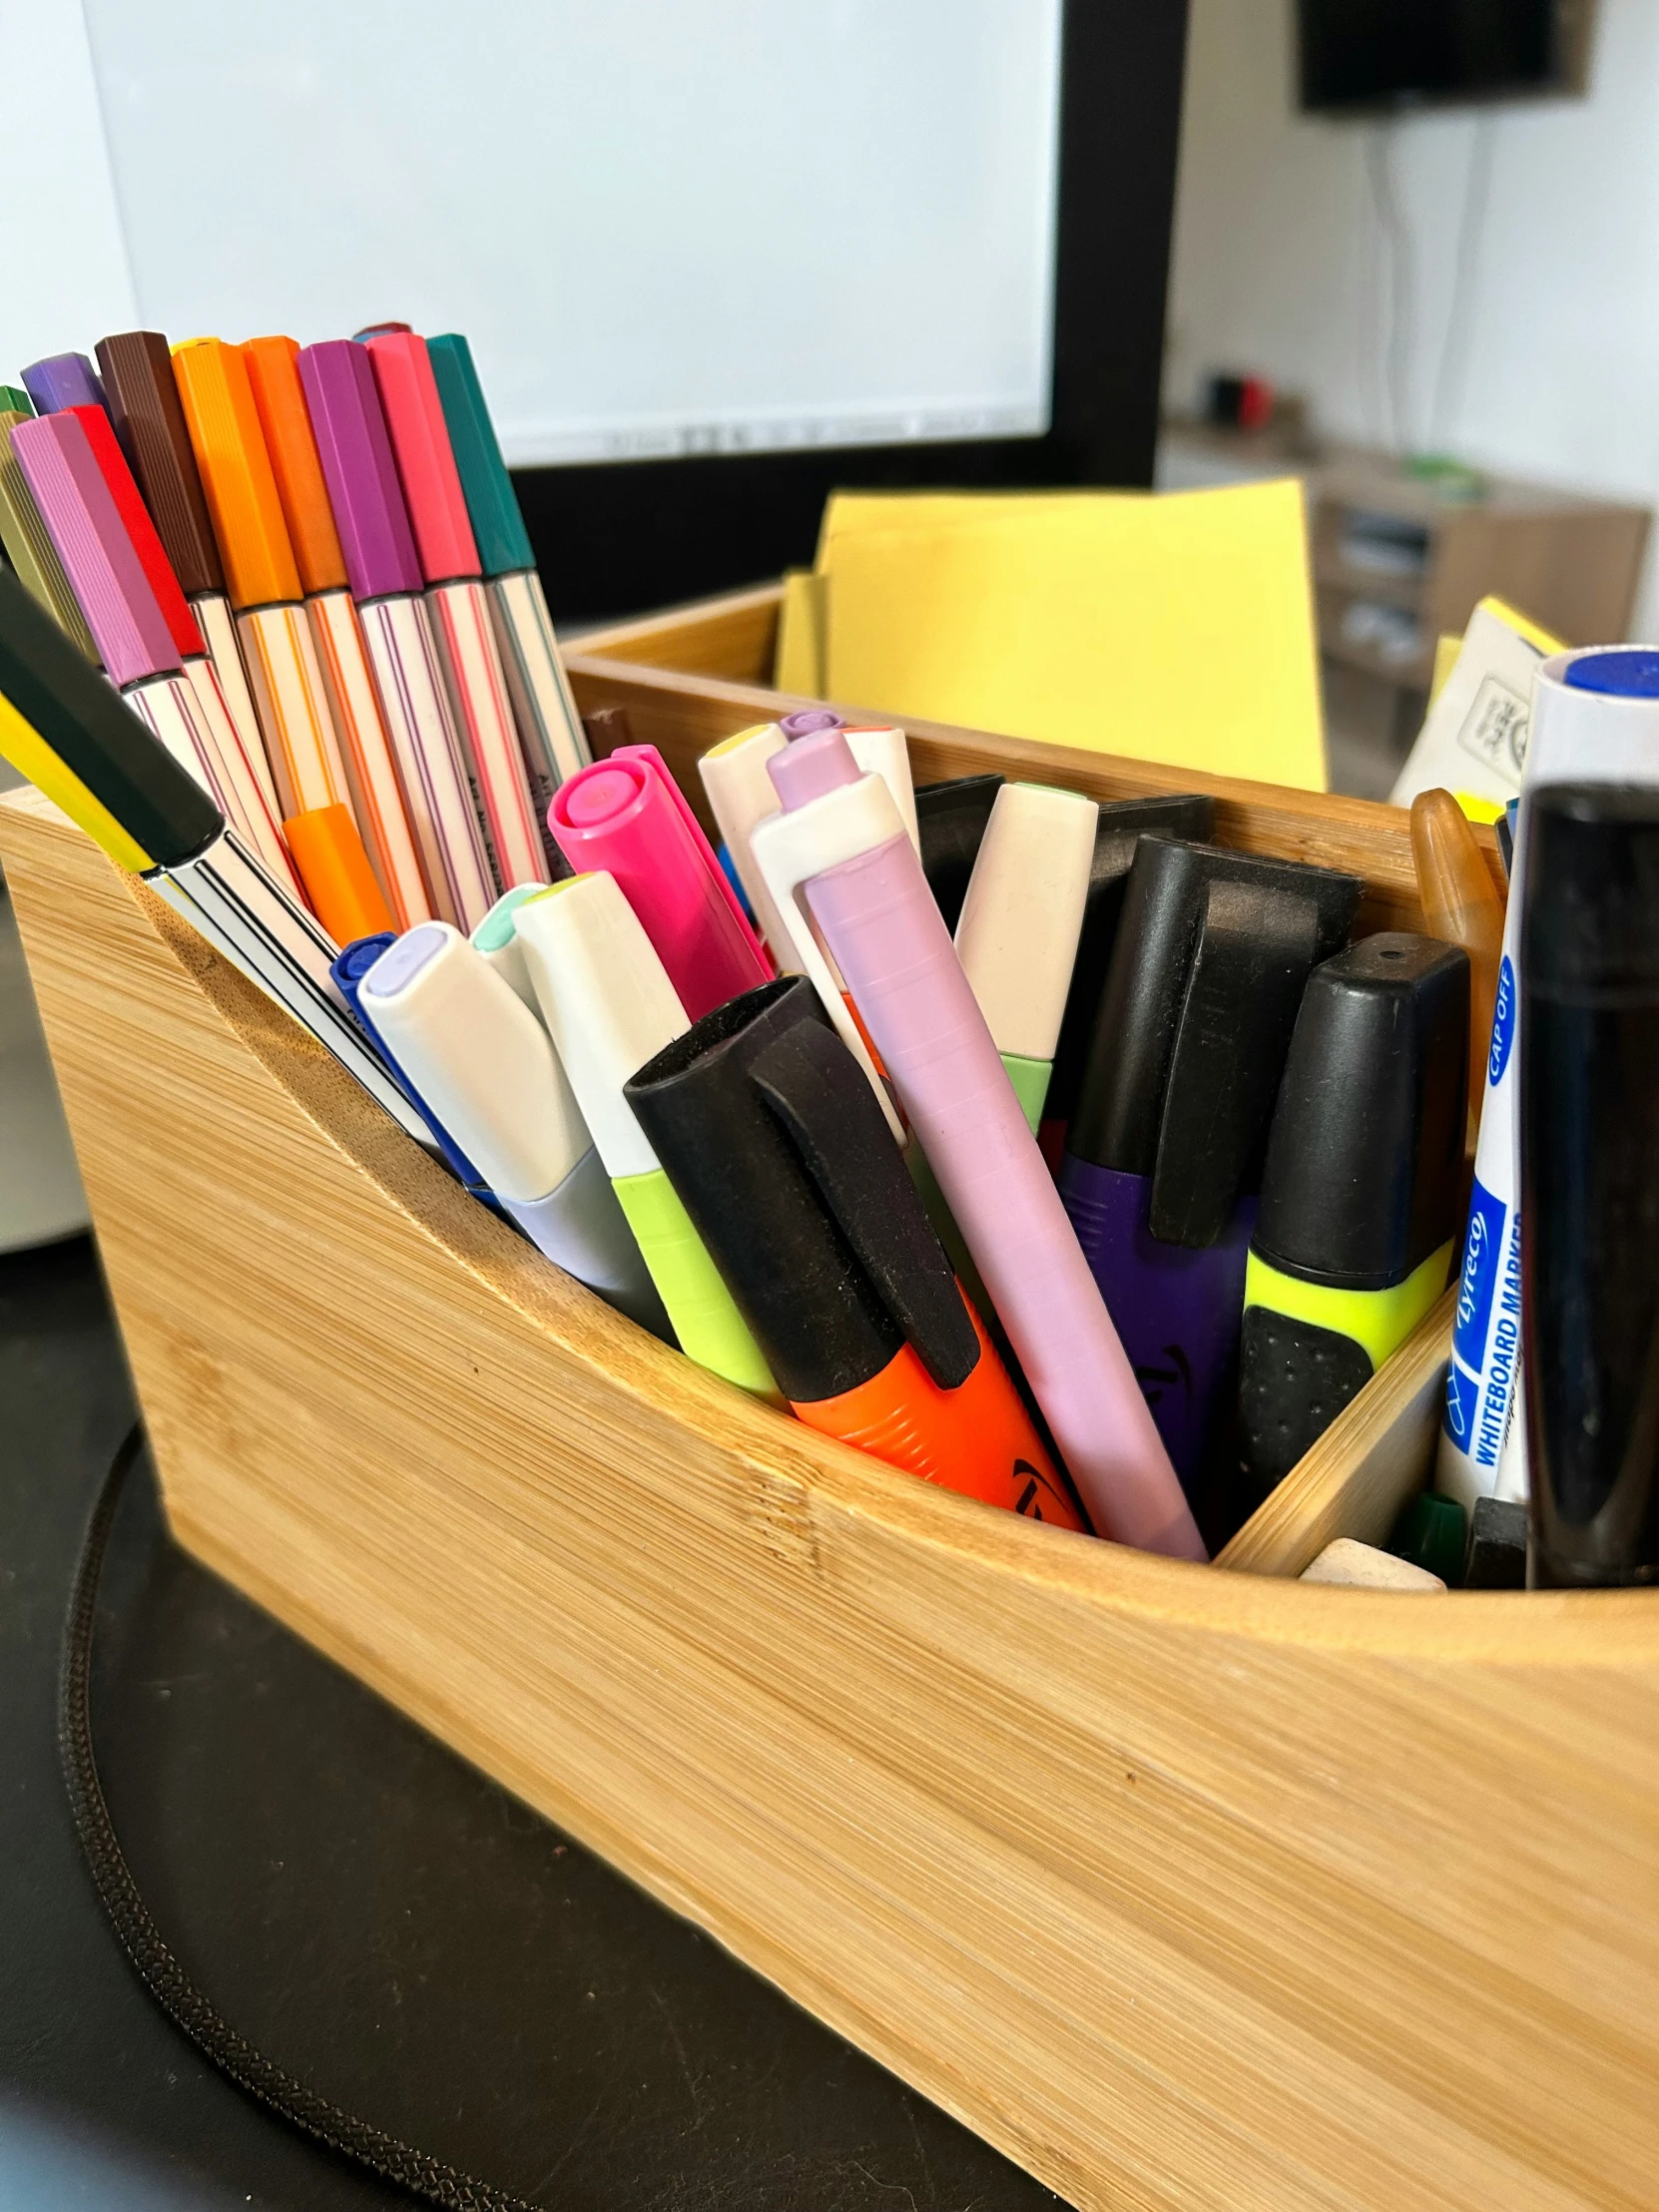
xmin=564 ymin=591 xmax=1508 ymax=934
xmin=3 ymin=779 xmax=1656 ymax=2212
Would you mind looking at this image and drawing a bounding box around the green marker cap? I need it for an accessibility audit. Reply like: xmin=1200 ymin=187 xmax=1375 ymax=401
xmin=0 ymin=387 xmax=33 ymax=418
xmin=425 ymin=333 xmax=534 ymax=579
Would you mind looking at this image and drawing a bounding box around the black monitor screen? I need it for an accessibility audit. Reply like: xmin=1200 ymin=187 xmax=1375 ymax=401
xmin=1298 ymin=0 xmax=1559 ymax=112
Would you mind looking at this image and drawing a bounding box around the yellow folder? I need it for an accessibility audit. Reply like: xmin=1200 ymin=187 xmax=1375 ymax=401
xmin=778 ymin=481 xmax=1326 ymax=791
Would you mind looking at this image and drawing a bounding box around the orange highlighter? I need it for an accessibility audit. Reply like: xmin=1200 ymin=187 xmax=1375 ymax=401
xmin=171 ymin=341 xmax=366 ymax=879
xmin=240 ymin=335 xmax=432 ymax=929
xmin=1409 ymin=787 xmax=1506 ymax=1119
xmin=625 ymin=974 xmax=1086 ymax=1528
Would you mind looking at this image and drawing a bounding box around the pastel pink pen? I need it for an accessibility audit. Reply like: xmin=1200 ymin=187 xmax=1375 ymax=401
xmin=764 ymin=729 xmax=1204 ymax=1561
xmin=548 ymin=743 xmax=773 ymax=1021
xmin=364 ymin=332 xmax=547 ymax=891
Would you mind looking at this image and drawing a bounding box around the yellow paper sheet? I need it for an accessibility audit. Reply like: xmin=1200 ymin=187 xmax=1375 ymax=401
xmin=774 ymin=567 xmax=827 ymax=696
xmin=820 ymin=481 xmax=1325 ymax=790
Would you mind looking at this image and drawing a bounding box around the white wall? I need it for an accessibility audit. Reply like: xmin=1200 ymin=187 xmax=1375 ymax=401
xmin=0 ymin=0 xmax=137 ymax=368
xmin=1164 ymin=0 xmax=1659 ymax=637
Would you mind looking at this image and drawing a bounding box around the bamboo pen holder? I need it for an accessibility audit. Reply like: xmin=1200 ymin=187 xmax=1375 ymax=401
xmin=0 ymin=583 xmax=1653 ymax=2212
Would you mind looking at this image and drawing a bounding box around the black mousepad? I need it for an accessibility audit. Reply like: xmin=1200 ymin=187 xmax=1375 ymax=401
xmin=7 ymin=1237 xmax=1067 ymax=2211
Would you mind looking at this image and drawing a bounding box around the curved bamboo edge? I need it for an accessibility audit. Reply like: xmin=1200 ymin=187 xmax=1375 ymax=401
xmin=2 ymin=786 xmax=1649 ymax=1669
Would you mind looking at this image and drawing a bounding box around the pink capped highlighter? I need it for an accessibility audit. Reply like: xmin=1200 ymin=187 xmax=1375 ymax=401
xmin=548 ymin=745 xmax=773 ymax=1021
xmin=758 ymin=728 xmax=1203 ymax=1560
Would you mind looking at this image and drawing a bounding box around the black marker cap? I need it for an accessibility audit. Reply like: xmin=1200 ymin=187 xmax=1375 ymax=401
xmin=1254 ymin=934 xmax=1469 ymax=1288
xmin=95 ymin=331 xmax=226 ymax=599
xmin=0 ymin=563 xmax=222 ymax=869
xmin=626 ymin=976 xmax=979 ymax=1404
xmin=914 ymin=774 xmax=1003 ymax=930
xmin=1068 ymin=837 xmax=1363 ymax=1246
xmin=1522 ymin=785 xmax=1659 ymax=1586
xmin=1044 ymin=794 xmax=1217 ymax=1128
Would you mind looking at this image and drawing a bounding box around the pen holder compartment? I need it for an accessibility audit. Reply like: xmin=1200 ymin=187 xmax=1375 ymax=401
xmin=4 ymin=593 xmax=1654 ymax=2212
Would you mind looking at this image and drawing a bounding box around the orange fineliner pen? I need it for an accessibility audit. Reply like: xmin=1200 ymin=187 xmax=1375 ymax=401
xmin=172 ymin=339 xmax=356 ymax=833
xmin=241 ymin=335 xmax=433 ymax=929
xmin=626 ymin=975 xmax=1085 ymax=1529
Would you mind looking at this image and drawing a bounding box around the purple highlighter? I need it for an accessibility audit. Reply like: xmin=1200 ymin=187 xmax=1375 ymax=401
xmin=1059 ymin=838 xmax=1362 ymax=1493
xmin=763 ymin=728 xmax=1204 ymax=1561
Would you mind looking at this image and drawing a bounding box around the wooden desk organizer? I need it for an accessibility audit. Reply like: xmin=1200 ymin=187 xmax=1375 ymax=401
xmin=2 ymin=586 xmax=1653 ymax=2212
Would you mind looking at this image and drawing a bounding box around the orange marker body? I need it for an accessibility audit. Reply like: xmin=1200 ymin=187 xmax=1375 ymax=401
xmin=792 ymin=1298 xmax=1084 ymax=1529
xmin=283 ymin=803 xmax=394 ymax=946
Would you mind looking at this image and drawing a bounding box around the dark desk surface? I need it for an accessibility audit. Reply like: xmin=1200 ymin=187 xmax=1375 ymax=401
xmin=0 ymin=1235 xmax=1065 ymax=2211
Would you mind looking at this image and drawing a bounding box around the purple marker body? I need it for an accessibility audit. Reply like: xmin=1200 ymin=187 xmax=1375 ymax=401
xmin=768 ymin=730 xmax=1204 ymax=1560
xmin=297 ymin=339 xmax=494 ymax=930
xmin=1057 ymin=1162 xmax=1256 ymax=1480
xmin=21 ymin=352 xmax=110 ymax=420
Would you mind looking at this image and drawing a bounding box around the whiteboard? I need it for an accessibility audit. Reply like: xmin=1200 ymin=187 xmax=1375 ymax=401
xmin=78 ymin=0 xmax=1063 ymax=466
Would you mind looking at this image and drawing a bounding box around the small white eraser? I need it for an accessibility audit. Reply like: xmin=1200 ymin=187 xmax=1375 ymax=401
xmin=1301 ymin=1539 xmax=1445 ymax=1591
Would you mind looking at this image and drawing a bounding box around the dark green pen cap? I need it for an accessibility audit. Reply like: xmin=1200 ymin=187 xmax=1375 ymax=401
xmin=1255 ymin=933 xmax=1468 ymax=1289
xmin=0 ymin=386 xmax=33 ymax=417
xmin=425 ymin=334 xmax=534 ymax=578
xmin=0 ymin=565 xmax=221 ymax=869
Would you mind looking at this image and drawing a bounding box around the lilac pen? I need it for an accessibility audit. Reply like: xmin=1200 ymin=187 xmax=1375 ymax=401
xmin=297 ymin=339 xmax=495 ymax=931
xmin=20 ymin=352 xmax=109 ymax=421
xmin=758 ymin=729 xmax=1204 ymax=1561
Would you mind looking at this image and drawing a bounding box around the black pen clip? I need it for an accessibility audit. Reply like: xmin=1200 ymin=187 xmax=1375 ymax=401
xmin=750 ymin=1022 xmax=980 ymax=1390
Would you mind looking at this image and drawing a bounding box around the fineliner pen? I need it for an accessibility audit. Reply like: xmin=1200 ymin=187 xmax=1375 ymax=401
xmin=626 ymin=974 xmax=1084 ymax=1526
xmin=953 ymin=782 xmax=1097 ymax=1132
xmin=1239 ymin=933 xmax=1468 ymax=1498
xmin=95 ymin=331 xmax=269 ymax=800
xmin=240 ymin=334 xmax=432 ymax=930
xmin=297 ymin=339 xmax=496 ymax=932
xmin=364 ymin=333 xmax=546 ymax=891
xmin=355 ymin=922 xmax=666 ymax=1333
xmin=1059 ymin=836 xmax=1362 ymax=1491
xmin=9 ymin=407 xmax=297 ymax=894
xmin=332 ymin=931 xmax=489 ymax=1195
xmin=1522 ymin=784 xmax=1659 ymax=1586
xmin=20 ymin=352 xmax=107 ymax=420
xmin=470 ymin=883 xmax=548 ymax=1015
xmin=426 ymin=332 xmax=590 ymax=798
xmin=0 ymin=394 xmax=100 ymax=661
xmin=549 ymin=745 xmax=773 ymax=1022
xmin=1438 ymin=646 xmax=1659 ymax=1511
xmin=512 ymin=871 xmax=777 ymax=1395
xmin=760 ymin=729 xmax=1202 ymax=1557
xmin=698 ymin=723 xmax=801 ymax=969
xmin=1040 ymin=794 xmax=1217 ymax=1163
xmin=1410 ymin=789 xmax=1504 ymax=1121
xmin=54 ymin=401 xmax=296 ymax=890
xmin=0 ymin=564 xmax=430 ymax=1151
xmin=172 ymin=339 xmax=356 ymax=840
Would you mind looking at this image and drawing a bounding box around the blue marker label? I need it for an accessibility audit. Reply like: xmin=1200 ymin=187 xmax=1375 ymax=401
xmin=1452 ymin=1176 xmax=1506 ymax=1371
xmin=1443 ymin=1357 xmax=1481 ymax=1448
xmin=1487 ymin=954 xmax=1516 ymax=1090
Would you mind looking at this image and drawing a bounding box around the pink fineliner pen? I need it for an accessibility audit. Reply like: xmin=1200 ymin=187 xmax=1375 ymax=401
xmin=758 ymin=728 xmax=1204 ymax=1561
xmin=548 ymin=744 xmax=773 ymax=1022
xmin=297 ymin=339 xmax=496 ymax=932
xmin=363 ymin=332 xmax=547 ymax=892
xmin=10 ymin=408 xmax=298 ymax=894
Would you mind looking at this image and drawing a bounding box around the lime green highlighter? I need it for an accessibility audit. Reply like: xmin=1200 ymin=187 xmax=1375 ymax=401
xmin=512 ymin=872 xmax=779 ymax=1398
xmin=1239 ymin=933 xmax=1469 ymax=1498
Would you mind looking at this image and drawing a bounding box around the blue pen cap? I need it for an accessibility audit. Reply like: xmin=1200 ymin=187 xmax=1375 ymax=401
xmin=425 ymin=334 xmax=535 ymax=578
xmin=1564 ymin=649 xmax=1659 ymax=698
xmin=331 ymin=935 xmax=492 ymax=1196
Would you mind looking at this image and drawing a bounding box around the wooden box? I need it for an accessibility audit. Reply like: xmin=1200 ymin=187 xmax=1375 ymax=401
xmin=2 ymin=585 xmax=1654 ymax=2212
